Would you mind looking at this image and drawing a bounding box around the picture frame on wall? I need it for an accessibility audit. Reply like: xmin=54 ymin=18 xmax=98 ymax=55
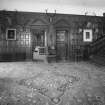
xmin=6 ymin=29 xmax=16 ymax=40
xmin=83 ymin=29 xmax=92 ymax=42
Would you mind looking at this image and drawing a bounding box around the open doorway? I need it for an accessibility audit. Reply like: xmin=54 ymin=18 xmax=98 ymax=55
xmin=31 ymin=29 xmax=47 ymax=61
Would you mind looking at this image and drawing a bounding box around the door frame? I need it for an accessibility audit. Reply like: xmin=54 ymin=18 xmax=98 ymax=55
xmin=30 ymin=26 xmax=48 ymax=60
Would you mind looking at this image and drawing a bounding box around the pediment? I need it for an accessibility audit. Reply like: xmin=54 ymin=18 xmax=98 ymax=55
xmin=31 ymin=19 xmax=47 ymax=26
xmin=54 ymin=19 xmax=70 ymax=27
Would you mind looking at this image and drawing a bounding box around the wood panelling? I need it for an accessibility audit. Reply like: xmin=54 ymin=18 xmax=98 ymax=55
xmin=0 ymin=10 xmax=104 ymax=61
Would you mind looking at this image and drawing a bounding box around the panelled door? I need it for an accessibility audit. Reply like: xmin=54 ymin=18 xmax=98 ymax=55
xmin=56 ymin=30 xmax=68 ymax=61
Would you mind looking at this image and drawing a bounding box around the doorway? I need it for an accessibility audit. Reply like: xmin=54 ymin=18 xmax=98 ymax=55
xmin=56 ymin=30 xmax=68 ymax=61
xmin=31 ymin=29 xmax=46 ymax=60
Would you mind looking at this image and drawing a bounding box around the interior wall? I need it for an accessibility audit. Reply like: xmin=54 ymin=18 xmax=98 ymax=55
xmin=0 ymin=11 xmax=104 ymax=61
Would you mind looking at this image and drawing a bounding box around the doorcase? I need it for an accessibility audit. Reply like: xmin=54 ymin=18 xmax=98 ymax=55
xmin=32 ymin=29 xmax=47 ymax=61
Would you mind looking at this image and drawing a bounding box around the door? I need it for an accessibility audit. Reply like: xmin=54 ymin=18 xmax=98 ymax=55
xmin=56 ymin=30 xmax=68 ymax=61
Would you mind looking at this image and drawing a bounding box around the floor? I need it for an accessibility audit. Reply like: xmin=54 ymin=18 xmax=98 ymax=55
xmin=0 ymin=61 xmax=105 ymax=105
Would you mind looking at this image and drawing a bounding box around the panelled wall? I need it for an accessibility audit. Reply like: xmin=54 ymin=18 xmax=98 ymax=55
xmin=0 ymin=26 xmax=31 ymax=61
xmin=0 ymin=11 xmax=104 ymax=61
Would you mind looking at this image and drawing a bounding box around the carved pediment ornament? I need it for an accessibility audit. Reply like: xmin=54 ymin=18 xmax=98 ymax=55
xmin=26 ymin=18 xmax=48 ymax=26
xmin=86 ymin=22 xmax=92 ymax=28
xmin=6 ymin=17 xmax=12 ymax=26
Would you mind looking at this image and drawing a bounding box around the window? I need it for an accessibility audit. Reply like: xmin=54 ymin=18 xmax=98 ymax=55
xmin=6 ymin=29 xmax=16 ymax=40
xmin=83 ymin=29 xmax=92 ymax=42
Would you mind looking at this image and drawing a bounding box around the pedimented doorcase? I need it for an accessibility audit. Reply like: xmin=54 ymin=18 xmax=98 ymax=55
xmin=28 ymin=18 xmax=48 ymax=61
xmin=30 ymin=26 xmax=47 ymax=62
xmin=54 ymin=19 xmax=70 ymax=62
